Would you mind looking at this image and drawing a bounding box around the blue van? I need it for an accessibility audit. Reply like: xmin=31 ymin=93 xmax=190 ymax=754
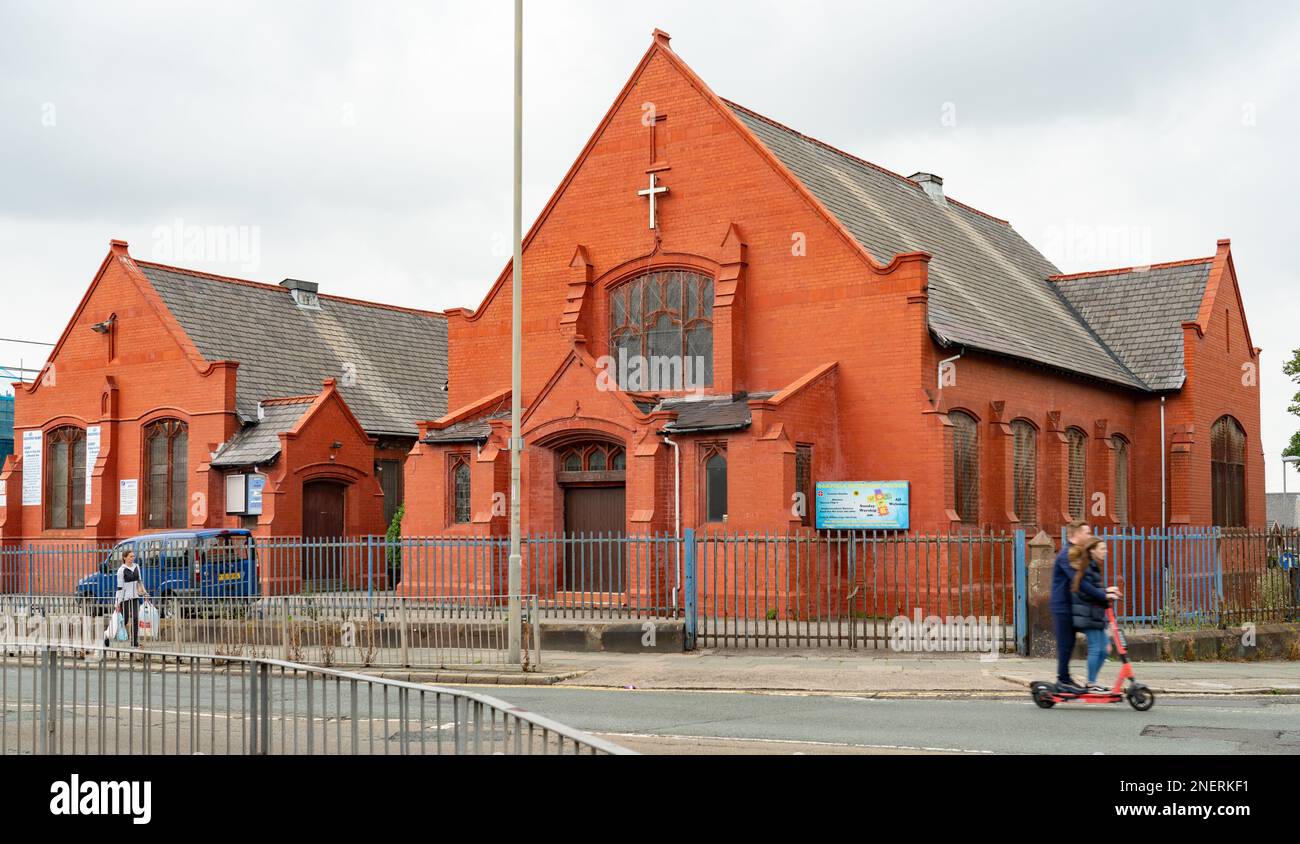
xmin=76 ymin=529 xmax=260 ymax=614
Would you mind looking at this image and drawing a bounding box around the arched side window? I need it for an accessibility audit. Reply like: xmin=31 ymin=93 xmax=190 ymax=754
xmin=45 ymin=426 xmax=87 ymax=530
xmin=1111 ymin=435 xmax=1130 ymax=527
xmin=1012 ymin=420 xmax=1038 ymax=531
xmin=450 ymin=455 xmax=472 ymax=524
xmin=1211 ymin=415 xmax=1246 ymax=527
xmin=702 ymin=445 xmax=727 ymax=523
xmin=609 ymin=270 xmax=714 ymax=389
xmin=144 ymin=419 xmax=188 ymax=529
xmin=949 ymin=411 xmax=979 ymax=524
xmin=1066 ymin=427 xmax=1088 ymax=522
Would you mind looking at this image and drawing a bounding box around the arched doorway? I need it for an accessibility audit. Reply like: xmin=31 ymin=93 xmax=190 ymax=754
xmin=556 ymin=442 xmax=626 ymax=593
xmin=303 ymin=480 xmax=346 ymax=587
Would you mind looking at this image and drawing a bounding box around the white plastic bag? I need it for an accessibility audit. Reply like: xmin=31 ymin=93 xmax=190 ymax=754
xmin=138 ymin=602 xmax=160 ymax=640
xmin=107 ymin=610 xmax=126 ymax=642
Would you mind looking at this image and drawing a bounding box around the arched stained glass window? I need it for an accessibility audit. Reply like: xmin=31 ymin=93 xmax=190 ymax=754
xmin=609 ymin=270 xmax=713 ymax=389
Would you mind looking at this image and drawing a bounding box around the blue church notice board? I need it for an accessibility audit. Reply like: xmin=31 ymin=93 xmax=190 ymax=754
xmin=815 ymin=481 xmax=910 ymax=530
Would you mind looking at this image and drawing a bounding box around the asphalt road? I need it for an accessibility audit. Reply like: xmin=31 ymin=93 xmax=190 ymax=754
xmin=456 ymin=685 xmax=1300 ymax=755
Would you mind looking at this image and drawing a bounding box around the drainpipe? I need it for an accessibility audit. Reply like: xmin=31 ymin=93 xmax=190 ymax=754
xmin=663 ymin=434 xmax=682 ymax=613
xmin=1160 ymin=396 xmax=1167 ymax=530
xmin=937 ymin=348 xmax=964 ymax=391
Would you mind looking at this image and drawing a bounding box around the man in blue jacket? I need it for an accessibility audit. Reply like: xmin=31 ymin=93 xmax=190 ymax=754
xmin=1050 ymin=521 xmax=1091 ymax=690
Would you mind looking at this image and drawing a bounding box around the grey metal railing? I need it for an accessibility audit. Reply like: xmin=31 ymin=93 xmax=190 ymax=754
xmin=0 ymin=594 xmax=542 ymax=670
xmin=0 ymin=643 xmax=632 ymax=755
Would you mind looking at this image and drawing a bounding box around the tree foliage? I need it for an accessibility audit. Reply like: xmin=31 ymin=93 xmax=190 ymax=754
xmin=1285 ymin=348 xmax=1300 ymax=458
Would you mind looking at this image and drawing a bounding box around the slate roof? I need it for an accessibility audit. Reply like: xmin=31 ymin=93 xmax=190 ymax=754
xmin=209 ymin=399 xmax=313 ymax=468
xmin=1051 ymin=261 xmax=1211 ymax=392
xmin=659 ymin=392 xmax=776 ymax=434
xmin=728 ymin=102 xmax=1149 ymax=391
xmin=422 ymin=411 xmax=511 ymax=444
xmin=137 ymin=263 xmax=448 ymax=436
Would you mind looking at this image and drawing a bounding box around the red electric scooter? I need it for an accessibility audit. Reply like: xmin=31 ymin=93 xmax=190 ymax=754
xmin=1031 ymin=603 xmax=1154 ymax=711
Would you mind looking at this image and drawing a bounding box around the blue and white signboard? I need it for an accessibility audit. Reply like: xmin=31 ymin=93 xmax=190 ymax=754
xmin=247 ymin=474 xmax=265 ymax=516
xmin=815 ymin=481 xmax=910 ymax=530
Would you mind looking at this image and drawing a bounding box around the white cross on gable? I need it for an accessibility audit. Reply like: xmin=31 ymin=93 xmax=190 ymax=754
xmin=637 ymin=172 xmax=669 ymax=229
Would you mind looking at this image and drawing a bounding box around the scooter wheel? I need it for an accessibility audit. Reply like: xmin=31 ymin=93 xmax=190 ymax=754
xmin=1127 ymin=684 xmax=1155 ymax=712
xmin=1032 ymin=686 xmax=1056 ymax=709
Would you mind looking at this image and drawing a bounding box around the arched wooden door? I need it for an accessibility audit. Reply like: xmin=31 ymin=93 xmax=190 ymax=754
xmin=303 ymin=480 xmax=346 ymax=586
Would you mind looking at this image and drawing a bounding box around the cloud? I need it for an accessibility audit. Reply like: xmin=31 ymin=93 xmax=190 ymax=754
xmin=2 ymin=0 xmax=1298 ymax=487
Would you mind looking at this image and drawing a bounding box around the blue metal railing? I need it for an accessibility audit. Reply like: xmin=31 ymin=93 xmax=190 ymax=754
xmin=1060 ymin=526 xmax=1299 ymax=627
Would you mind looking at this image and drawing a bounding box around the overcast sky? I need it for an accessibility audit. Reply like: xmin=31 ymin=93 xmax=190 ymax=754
xmin=2 ymin=0 xmax=1297 ymax=490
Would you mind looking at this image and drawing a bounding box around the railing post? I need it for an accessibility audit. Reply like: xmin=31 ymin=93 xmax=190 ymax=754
xmin=399 ymin=597 xmax=410 ymax=668
xmin=281 ymin=596 xmax=290 ymax=661
xmin=247 ymin=660 xmax=259 ymax=755
xmin=40 ymin=647 xmax=54 ymax=754
xmin=258 ymin=662 xmax=270 ymax=755
xmin=1014 ymin=530 xmax=1028 ymax=655
xmin=683 ymin=528 xmax=696 ymax=650
xmin=366 ymin=535 xmax=375 ymax=614
xmin=531 ymin=594 xmax=541 ymax=668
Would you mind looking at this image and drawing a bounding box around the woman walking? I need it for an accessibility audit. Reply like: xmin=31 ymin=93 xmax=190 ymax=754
xmin=1069 ymin=536 xmax=1122 ymax=693
xmin=114 ymin=550 xmax=150 ymax=648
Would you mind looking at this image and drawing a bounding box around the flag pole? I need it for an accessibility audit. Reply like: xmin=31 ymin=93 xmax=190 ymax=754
xmin=507 ymin=0 xmax=524 ymax=664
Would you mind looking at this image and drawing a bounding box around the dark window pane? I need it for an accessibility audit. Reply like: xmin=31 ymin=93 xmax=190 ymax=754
xmin=453 ymin=460 xmax=472 ymax=524
xmin=611 ymin=449 xmax=626 ymax=471
xmin=950 ymin=412 xmax=979 ymax=523
xmin=588 ymin=448 xmax=607 ymax=471
xmin=171 ymin=428 xmax=188 ymax=528
xmin=71 ymin=434 xmax=86 ymax=529
xmin=563 ymin=450 xmax=582 ymax=472
xmin=49 ymin=440 xmax=69 ymax=529
xmin=686 ymin=325 xmax=712 ymax=388
xmin=705 ymin=452 xmax=727 ymax=522
xmin=1112 ymin=437 xmax=1129 ymax=526
xmin=376 ymin=459 xmax=403 ymax=526
xmin=1210 ymin=416 xmax=1246 ymax=527
xmin=795 ymin=444 xmax=813 ymax=527
xmin=1067 ymin=428 xmax=1086 ymax=521
xmin=1013 ymin=421 xmax=1038 ymax=531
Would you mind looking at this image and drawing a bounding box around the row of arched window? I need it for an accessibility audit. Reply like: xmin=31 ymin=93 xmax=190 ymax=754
xmin=44 ymin=420 xmax=188 ymax=530
xmin=949 ymin=411 xmax=1128 ymax=529
xmin=949 ymin=412 xmax=1247 ymax=528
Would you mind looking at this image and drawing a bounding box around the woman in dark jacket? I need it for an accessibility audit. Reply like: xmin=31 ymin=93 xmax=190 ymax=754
xmin=1069 ymin=537 xmax=1121 ymax=693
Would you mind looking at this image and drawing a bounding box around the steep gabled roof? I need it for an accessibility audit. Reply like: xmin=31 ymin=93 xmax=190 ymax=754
xmin=136 ymin=262 xmax=448 ymax=436
xmin=726 ymin=102 xmax=1145 ymax=391
xmin=1051 ymin=259 xmax=1212 ymax=392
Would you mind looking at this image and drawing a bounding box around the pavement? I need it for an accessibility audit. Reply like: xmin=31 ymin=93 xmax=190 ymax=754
xmin=518 ymin=649 xmax=1300 ymax=696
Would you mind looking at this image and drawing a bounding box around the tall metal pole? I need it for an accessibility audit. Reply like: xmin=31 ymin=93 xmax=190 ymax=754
xmin=507 ymin=0 xmax=524 ymax=663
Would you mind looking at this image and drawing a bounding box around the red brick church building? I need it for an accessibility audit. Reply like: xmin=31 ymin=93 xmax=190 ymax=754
xmin=403 ymin=30 xmax=1263 ymax=541
xmin=0 ymin=241 xmax=446 ymax=545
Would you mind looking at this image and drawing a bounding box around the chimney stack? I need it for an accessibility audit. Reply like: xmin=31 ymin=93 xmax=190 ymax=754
xmin=909 ymin=172 xmax=946 ymax=206
xmin=280 ymin=278 xmax=320 ymax=309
